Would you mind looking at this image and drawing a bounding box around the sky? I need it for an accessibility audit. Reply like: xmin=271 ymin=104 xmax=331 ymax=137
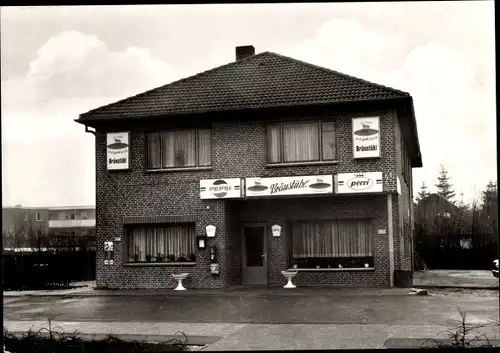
xmin=1 ymin=2 xmax=496 ymax=207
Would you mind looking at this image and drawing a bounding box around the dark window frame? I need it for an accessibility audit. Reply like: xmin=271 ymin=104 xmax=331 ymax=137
xmin=266 ymin=120 xmax=337 ymax=164
xmin=146 ymin=128 xmax=212 ymax=170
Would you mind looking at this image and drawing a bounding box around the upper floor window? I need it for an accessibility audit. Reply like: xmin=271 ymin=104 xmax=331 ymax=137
xmin=70 ymin=211 xmax=76 ymax=220
xmin=267 ymin=121 xmax=336 ymax=164
xmin=36 ymin=212 xmax=42 ymax=221
xmin=147 ymin=129 xmax=211 ymax=169
xmin=81 ymin=211 xmax=88 ymax=220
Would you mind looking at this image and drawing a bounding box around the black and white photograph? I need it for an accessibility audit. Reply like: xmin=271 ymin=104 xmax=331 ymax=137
xmin=1 ymin=1 xmax=498 ymax=351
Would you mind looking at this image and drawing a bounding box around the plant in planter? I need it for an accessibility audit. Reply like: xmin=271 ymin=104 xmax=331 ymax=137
xmin=177 ymin=253 xmax=187 ymax=262
xmin=156 ymin=253 xmax=164 ymax=262
xmin=145 ymin=254 xmax=152 ymax=262
xmin=167 ymin=254 xmax=176 ymax=262
xmin=133 ymin=246 xmax=141 ymax=262
xmin=188 ymin=253 xmax=196 ymax=262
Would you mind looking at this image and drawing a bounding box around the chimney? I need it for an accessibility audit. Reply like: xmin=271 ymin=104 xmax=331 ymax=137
xmin=236 ymin=45 xmax=255 ymax=61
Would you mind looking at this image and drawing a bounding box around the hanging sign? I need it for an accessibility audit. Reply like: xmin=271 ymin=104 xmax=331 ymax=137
xmin=352 ymin=117 xmax=380 ymax=158
xmin=107 ymin=132 xmax=130 ymax=170
xmin=104 ymin=241 xmax=114 ymax=265
xmin=335 ymin=172 xmax=383 ymax=194
xmin=245 ymin=175 xmax=333 ymax=197
xmin=200 ymin=178 xmax=242 ymax=199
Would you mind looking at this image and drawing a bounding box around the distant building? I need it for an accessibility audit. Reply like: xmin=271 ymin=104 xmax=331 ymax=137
xmin=2 ymin=205 xmax=49 ymax=248
xmin=2 ymin=205 xmax=96 ymax=249
xmin=48 ymin=206 xmax=96 ymax=237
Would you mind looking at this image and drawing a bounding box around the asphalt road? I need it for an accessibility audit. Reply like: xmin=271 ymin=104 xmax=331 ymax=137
xmin=3 ymin=289 xmax=498 ymax=326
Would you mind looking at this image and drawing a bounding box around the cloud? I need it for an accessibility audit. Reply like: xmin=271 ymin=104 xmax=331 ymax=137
xmin=285 ymin=17 xmax=496 ymax=204
xmin=3 ymin=30 xmax=181 ymax=109
xmin=2 ymin=30 xmax=181 ymax=206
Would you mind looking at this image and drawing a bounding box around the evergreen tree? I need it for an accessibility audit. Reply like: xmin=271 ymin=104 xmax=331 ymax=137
xmin=482 ymin=180 xmax=497 ymax=206
xmin=435 ymin=165 xmax=456 ymax=202
xmin=416 ymin=181 xmax=431 ymax=202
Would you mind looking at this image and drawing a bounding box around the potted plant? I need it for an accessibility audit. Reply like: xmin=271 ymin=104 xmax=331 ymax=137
xmin=188 ymin=253 xmax=196 ymax=262
xmin=177 ymin=253 xmax=187 ymax=262
xmin=133 ymin=253 xmax=140 ymax=262
xmin=145 ymin=254 xmax=152 ymax=262
xmin=167 ymin=254 xmax=176 ymax=262
xmin=156 ymin=253 xmax=164 ymax=262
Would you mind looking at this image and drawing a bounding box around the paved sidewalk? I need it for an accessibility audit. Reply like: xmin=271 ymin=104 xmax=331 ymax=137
xmin=414 ymin=270 xmax=499 ymax=289
xmin=3 ymin=285 xmax=418 ymax=298
xmin=4 ymin=320 xmax=500 ymax=350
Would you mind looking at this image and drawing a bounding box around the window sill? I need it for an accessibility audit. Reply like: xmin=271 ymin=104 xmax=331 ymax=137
xmin=266 ymin=161 xmax=338 ymax=168
xmin=145 ymin=167 xmax=212 ymax=173
xmin=287 ymin=267 xmax=375 ymax=272
xmin=125 ymin=262 xmax=197 ymax=267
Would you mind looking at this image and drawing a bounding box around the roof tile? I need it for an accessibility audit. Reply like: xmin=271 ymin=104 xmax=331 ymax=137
xmin=78 ymin=51 xmax=410 ymax=120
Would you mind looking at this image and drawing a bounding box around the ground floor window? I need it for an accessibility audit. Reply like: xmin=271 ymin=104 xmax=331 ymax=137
xmin=126 ymin=224 xmax=196 ymax=263
xmin=290 ymin=219 xmax=373 ymax=269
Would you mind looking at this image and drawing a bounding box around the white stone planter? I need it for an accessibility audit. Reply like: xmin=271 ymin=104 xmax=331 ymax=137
xmin=172 ymin=273 xmax=189 ymax=291
xmin=281 ymin=270 xmax=298 ymax=288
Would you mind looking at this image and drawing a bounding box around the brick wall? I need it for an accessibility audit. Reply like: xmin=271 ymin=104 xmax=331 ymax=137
xmin=94 ymin=107 xmax=402 ymax=289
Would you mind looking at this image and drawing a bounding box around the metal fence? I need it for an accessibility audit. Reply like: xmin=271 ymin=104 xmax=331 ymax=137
xmin=415 ymin=227 xmax=498 ymax=270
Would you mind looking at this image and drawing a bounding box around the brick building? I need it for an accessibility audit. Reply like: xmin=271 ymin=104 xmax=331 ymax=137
xmin=75 ymin=46 xmax=422 ymax=289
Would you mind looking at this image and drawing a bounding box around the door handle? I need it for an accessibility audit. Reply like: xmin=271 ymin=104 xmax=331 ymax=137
xmin=261 ymin=254 xmax=267 ymax=259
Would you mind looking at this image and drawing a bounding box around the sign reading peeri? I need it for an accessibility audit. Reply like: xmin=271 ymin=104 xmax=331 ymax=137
xmin=245 ymin=175 xmax=333 ymax=197
xmin=200 ymin=178 xmax=242 ymax=199
xmin=107 ymin=132 xmax=130 ymax=170
xmin=352 ymin=117 xmax=380 ymax=159
xmin=335 ymin=172 xmax=383 ymax=194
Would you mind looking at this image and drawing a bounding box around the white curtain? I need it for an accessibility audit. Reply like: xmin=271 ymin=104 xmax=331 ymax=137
xmin=147 ymin=132 xmax=161 ymax=169
xmin=292 ymin=220 xmax=372 ymax=258
xmin=283 ymin=122 xmax=319 ymax=162
xmin=267 ymin=125 xmax=281 ymax=163
xmin=197 ymin=129 xmax=212 ymax=166
xmin=127 ymin=225 xmax=196 ymax=262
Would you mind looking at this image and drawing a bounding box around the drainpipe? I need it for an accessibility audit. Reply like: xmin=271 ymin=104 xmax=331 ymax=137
xmin=387 ymin=193 xmax=395 ymax=287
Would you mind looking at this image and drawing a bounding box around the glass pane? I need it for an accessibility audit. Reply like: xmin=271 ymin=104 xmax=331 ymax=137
xmin=147 ymin=132 xmax=161 ymax=169
xmin=198 ymin=129 xmax=212 ymax=166
xmin=322 ymin=121 xmax=335 ymax=132
xmin=292 ymin=220 xmax=372 ymax=259
xmin=283 ymin=122 xmax=319 ymax=162
xmin=322 ymin=130 xmax=336 ymax=160
xmin=162 ymin=131 xmax=196 ymax=167
xmin=267 ymin=125 xmax=281 ymax=163
xmin=245 ymin=227 xmax=264 ymax=267
xmin=128 ymin=225 xmax=196 ymax=262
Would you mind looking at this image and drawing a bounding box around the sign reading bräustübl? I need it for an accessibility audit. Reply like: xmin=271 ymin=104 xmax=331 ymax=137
xmin=245 ymin=175 xmax=334 ymax=197
xmin=352 ymin=117 xmax=380 ymax=159
xmin=107 ymin=132 xmax=130 ymax=170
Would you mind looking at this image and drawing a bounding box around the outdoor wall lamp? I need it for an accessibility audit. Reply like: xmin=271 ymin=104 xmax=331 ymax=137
xmin=206 ymin=225 xmax=216 ymax=238
xmin=271 ymin=224 xmax=281 ymax=237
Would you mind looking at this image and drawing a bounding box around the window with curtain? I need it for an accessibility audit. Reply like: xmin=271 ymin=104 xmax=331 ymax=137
xmin=127 ymin=224 xmax=196 ymax=263
xmin=290 ymin=219 xmax=373 ymax=268
xmin=147 ymin=129 xmax=211 ymax=169
xmin=267 ymin=121 xmax=336 ymax=163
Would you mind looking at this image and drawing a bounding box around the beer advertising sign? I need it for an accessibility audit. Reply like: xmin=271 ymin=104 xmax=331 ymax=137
xmin=352 ymin=117 xmax=380 ymax=159
xmin=107 ymin=132 xmax=130 ymax=170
